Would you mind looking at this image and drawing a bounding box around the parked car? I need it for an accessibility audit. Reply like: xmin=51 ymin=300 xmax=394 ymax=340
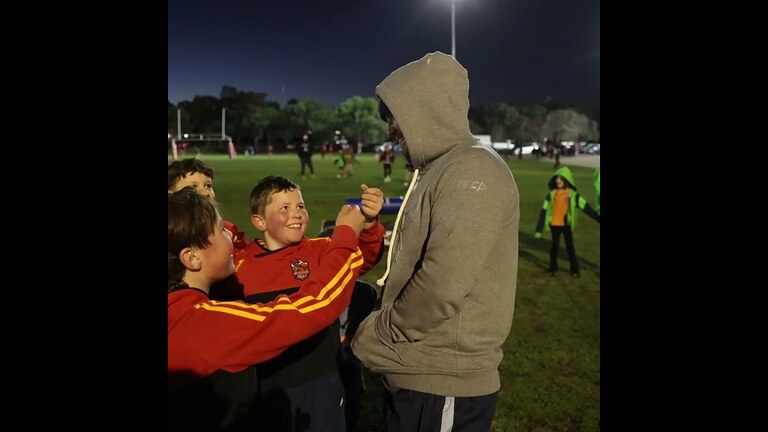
xmin=515 ymin=142 xmax=539 ymax=155
xmin=481 ymin=137 xmax=539 ymax=156
xmin=583 ymin=143 xmax=600 ymax=154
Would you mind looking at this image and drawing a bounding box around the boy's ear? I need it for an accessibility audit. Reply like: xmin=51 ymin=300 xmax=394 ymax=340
xmin=179 ymin=247 xmax=202 ymax=271
xmin=251 ymin=214 xmax=267 ymax=233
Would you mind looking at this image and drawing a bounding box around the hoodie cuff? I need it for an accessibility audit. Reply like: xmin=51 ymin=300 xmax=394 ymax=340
xmin=331 ymin=224 xmax=360 ymax=248
xmin=360 ymin=218 xmax=383 ymax=241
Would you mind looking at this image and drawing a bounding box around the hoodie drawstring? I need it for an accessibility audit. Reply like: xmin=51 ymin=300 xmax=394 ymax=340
xmin=376 ymin=168 xmax=420 ymax=287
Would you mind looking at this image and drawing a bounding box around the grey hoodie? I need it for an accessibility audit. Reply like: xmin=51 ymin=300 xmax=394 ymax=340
xmin=351 ymin=52 xmax=520 ymax=397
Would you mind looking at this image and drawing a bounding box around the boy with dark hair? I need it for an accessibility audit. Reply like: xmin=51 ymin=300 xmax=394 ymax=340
xmin=168 ymin=158 xmax=248 ymax=253
xmin=234 ymin=175 xmax=385 ymax=431
xmin=168 ymin=187 xmax=367 ymax=430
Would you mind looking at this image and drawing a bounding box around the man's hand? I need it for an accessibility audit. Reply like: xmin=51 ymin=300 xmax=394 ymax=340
xmin=359 ymin=184 xmax=383 ymax=226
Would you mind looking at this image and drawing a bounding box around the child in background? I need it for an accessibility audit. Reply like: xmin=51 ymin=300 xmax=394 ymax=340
xmin=342 ymin=143 xmax=355 ymax=177
xmin=535 ymin=166 xmax=600 ymax=277
xmin=334 ymin=149 xmax=347 ymax=178
xmin=379 ymin=143 xmax=394 ymax=183
xmin=594 ymin=167 xmax=600 ymax=214
xmin=168 ymin=158 xmax=248 ymax=254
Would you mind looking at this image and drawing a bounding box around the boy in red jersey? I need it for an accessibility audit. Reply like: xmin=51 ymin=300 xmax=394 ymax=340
xmin=168 ymin=158 xmax=248 ymax=254
xmin=168 ymin=187 xmax=366 ymax=430
xmin=233 ymin=175 xmax=385 ymax=432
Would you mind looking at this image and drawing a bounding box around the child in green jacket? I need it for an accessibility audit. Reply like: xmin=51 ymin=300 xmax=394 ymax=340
xmin=535 ymin=166 xmax=600 ymax=277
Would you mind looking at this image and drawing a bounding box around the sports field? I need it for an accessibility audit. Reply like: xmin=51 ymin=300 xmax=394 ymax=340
xmin=170 ymin=152 xmax=600 ymax=431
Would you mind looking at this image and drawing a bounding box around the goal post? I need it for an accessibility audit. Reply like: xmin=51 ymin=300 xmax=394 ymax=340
xmin=168 ymin=134 xmax=237 ymax=160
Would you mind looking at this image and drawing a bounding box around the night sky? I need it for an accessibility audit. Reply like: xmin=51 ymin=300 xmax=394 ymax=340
xmin=168 ymin=0 xmax=599 ymax=113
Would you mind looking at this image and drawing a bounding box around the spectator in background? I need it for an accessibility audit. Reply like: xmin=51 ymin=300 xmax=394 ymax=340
xmin=342 ymin=140 xmax=354 ymax=177
xmin=379 ymin=142 xmax=394 ymax=183
xmin=534 ymin=166 xmax=600 ymax=277
xmin=594 ymin=167 xmax=600 ymax=214
xmin=298 ymin=134 xmax=315 ymax=180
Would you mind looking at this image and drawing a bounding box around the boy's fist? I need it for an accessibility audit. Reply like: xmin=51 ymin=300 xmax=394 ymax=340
xmin=335 ymin=204 xmax=365 ymax=237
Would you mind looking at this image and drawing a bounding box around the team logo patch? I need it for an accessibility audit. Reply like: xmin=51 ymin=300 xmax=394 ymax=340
xmin=290 ymin=259 xmax=310 ymax=281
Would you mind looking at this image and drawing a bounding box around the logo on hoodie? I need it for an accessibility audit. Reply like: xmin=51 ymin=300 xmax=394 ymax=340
xmin=290 ymin=259 xmax=310 ymax=281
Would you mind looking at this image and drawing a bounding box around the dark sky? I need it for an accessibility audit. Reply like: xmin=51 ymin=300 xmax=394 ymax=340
xmin=168 ymin=0 xmax=599 ymax=113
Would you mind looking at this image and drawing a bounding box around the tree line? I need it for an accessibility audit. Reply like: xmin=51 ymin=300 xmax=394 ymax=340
xmin=168 ymin=86 xmax=599 ymax=152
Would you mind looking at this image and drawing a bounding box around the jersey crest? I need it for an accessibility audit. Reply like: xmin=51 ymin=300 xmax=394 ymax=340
xmin=290 ymin=259 xmax=310 ymax=281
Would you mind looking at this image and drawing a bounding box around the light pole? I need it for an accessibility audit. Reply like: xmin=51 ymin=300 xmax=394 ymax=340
xmin=451 ymin=0 xmax=456 ymax=58
xmin=221 ymin=107 xmax=226 ymax=140
xmin=177 ymin=108 xmax=182 ymax=140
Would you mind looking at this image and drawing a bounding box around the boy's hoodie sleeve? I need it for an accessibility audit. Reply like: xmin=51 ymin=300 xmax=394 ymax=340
xmin=577 ymin=194 xmax=600 ymax=224
xmin=357 ymin=219 xmax=385 ymax=274
xmin=223 ymin=220 xmax=249 ymax=253
xmin=169 ymin=225 xmax=363 ymax=377
xmin=534 ymin=195 xmax=550 ymax=237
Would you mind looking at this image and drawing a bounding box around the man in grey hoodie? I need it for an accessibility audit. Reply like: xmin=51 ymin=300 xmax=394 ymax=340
xmin=351 ymin=52 xmax=520 ymax=431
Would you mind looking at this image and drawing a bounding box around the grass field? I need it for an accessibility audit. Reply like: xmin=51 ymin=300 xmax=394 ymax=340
xmin=170 ymin=152 xmax=600 ymax=431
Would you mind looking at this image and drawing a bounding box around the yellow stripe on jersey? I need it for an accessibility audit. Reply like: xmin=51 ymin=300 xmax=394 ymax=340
xmin=195 ymin=249 xmax=362 ymax=320
xmin=295 ymin=262 xmax=358 ymax=313
xmin=195 ymin=305 xmax=267 ymax=321
xmin=292 ymin=251 xmax=363 ymax=304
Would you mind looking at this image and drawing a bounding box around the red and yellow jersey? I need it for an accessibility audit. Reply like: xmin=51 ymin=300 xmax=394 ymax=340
xmin=168 ymin=225 xmax=363 ymax=378
xmin=223 ymin=219 xmax=248 ymax=254
xmin=235 ymin=221 xmax=383 ymax=300
xmin=232 ymin=221 xmax=384 ymax=387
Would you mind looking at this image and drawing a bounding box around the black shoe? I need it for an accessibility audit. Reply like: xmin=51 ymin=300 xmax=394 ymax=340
xmin=549 ymin=271 xmax=557 ymax=277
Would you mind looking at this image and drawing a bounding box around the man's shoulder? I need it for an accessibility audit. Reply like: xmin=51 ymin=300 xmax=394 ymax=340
xmin=440 ymin=147 xmax=513 ymax=178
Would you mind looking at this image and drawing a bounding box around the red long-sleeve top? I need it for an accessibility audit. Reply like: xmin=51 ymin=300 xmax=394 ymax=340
xmin=232 ymin=221 xmax=384 ymax=387
xmin=168 ymin=225 xmax=363 ymax=378
xmin=223 ymin=220 xmax=248 ymax=254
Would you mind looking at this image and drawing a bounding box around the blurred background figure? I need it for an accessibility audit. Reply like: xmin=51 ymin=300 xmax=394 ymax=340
xmin=342 ymin=139 xmax=354 ymax=177
xmin=298 ymin=134 xmax=315 ymax=180
xmin=379 ymin=142 xmax=394 ymax=182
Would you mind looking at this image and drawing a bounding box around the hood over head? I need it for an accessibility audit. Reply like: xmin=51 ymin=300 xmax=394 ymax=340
xmin=547 ymin=166 xmax=577 ymax=190
xmin=376 ymin=52 xmax=476 ymax=169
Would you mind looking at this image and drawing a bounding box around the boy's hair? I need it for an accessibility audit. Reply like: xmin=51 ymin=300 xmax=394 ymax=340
xmin=168 ymin=158 xmax=215 ymax=190
xmin=249 ymin=175 xmax=301 ymax=215
xmin=168 ymin=187 xmax=219 ymax=292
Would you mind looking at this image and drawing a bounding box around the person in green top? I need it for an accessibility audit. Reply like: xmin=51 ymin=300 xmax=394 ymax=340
xmin=594 ymin=167 xmax=600 ymax=214
xmin=535 ymin=166 xmax=600 ymax=277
